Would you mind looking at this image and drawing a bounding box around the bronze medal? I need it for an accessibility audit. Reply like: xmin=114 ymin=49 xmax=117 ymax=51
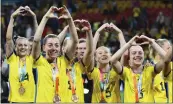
xmin=18 ymin=86 xmax=25 ymax=95
xmin=72 ymin=94 xmax=78 ymax=103
xmin=99 ymin=99 xmax=107 ymax=103
xmin=53 ymin=94 xmax=61 ymax=103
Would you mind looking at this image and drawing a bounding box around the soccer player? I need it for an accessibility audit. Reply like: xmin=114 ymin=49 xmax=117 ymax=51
xmin=148 ymin=39 xmax=172 ymax=102
xmin=5 ymin=6 xmax=38 ymax=102
xmin=110 ymin=35 xmax=169 ymax=103
xmin=32 ymin=6 xmax=78 ymax=102
xmin=163 ymin=45 xmax=172 ymax=103
xmin=61 ymin=19 xmax=94 ymax=103
xmin=153 ymin=39 xmax=172 ymax=103
xmin=87 ymin=23 xmax=126 ymax=103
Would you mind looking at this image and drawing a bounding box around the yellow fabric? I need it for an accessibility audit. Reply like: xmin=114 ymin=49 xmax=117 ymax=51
xmin=7 ymin=53 xmax=35 ymax=102
xmin=71 ymin=61 xmax=84 ymax=102
xmin=122 ymin=66 xmax=155 ymax=102
xmin=88 ymin=67 xmax=120 ymax=103
xmin=35 ymin=55 xmax=68 ymax=102
xmin=153 ymin=73 xmax=167 ymax=102
xmin=164 ymin=62 xmax=172 ymax=103
xmin=35 ymin=55 xmax=84 ymax=102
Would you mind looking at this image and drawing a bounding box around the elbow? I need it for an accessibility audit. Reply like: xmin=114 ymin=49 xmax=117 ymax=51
xmin=6 ymin=37 xmax=12 ymax=41
xmin=73 ymin=38 xmax=78 ymax=45
xmin=86 ymin=48 xmax=93 ymax=55
xmin=33 ymin=37 xmax=40 ymax=43
xmin=110 ymin=58 xmax=118 ymax=65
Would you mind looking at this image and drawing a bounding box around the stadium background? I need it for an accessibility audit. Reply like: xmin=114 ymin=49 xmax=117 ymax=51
xmin=1 ymin=0 xmax=173 ymax=102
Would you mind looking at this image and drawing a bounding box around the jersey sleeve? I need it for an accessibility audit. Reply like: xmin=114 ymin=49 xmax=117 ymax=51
xmin=87 ymin=68 xmax=99 ymax=80
xmin=6 ymin=52 xmax=16 ymax=63
xmin=34 ymin=55 xmax=45 ymax=66
xmin=109 ymin=68 xmax=119 ymax=82
xmin=147 ymin=65 xmax=156 ymax=78
xmin=121 ymin=67 xmax=130 ymax=80
xmin=164 ymin=70 xmax=172 ymax=81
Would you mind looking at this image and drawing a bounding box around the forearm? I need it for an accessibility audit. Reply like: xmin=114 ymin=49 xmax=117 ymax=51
xmin=6 ymin=16 xmax=15 ymax=41
xmin=151 ymin=40 xmax=166 ymax=58
xmin=86 ymin=30 xmax=93 ymax=54
xmin=83 ymin=30 xmax=94 ymax=66
xmin=65 ymin=18 xmax=78 ymax=60
xmin=6 ymin=16 xmax=15 ymax=57
xmin=32 ymin=15 xmax=38 ymax=33
xmin=117 ymin=32 xmax=126 ymax=48
xmin=155 ymin=60 xmax=165 ymax=74
xmin=34 ymin=17 xmax=48 ymax=42
xmin=67 ymin=18 xmax=78 ymax=44
xmin=58 ymin=26 xmax=68 ymax=44
xmin=111 ymin=41 xmax=131 ymax=62
xmin=93 ymin=31 xmax=101 ymax=51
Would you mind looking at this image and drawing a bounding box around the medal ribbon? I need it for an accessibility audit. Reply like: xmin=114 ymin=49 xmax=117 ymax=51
xmin=132 ymin=71 xmax=143 ymax=103
xmin=99 ymin=68 xmax=110 ymax=100
xmin=67 ymin=68 xmax=76 ymax=94
xmin=66 ymin=58 xmax=77 ymax=95
xmin=18 ymin=60 xmax=27 ymax=88
xmin=51 ymin=63 xmax=59 ymax=95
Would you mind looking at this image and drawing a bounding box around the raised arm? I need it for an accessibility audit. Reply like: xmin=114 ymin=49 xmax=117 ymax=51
xmin=110 ymin=36 xmax=139 ymax=74
xmin=110 ymin=23 xmax=126 ymax=47
xmin=32 ymin=6 xmax=58 ymax=59
xmin=163 ymin=45 xmax=172 ymax=76
xmin=59 ymin=5 xmax=78 ymax=60
xmin=140 ymin=35 xmax=166 ymax=58
xmin=93 ymin=23 xmax=109 ymax=52
xmin=58 ymin=25 xmax=69 ymax=44
xmin=6 ymin=6 xmax=25 ymax=57
xmin=81 ymin=20 xmax=94 ymax=72
xmin=109 ymin=23 xmax=127 ymax=66
xmin=25 ymin=6 xmax=38 ymax=33
xmin=140 ymin=35 xmax=166 ymax=73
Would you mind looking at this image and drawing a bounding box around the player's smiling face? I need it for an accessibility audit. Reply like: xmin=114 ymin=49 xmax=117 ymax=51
xmin=129 ymin=45 xmax=144 ymax=67
xmin=95 ymin=46 xmax=111 ymax=64
xmin=16 ymin=38 xmax=29 ymax=57
xmin=43 ymin=38 xmax=60 ymax=60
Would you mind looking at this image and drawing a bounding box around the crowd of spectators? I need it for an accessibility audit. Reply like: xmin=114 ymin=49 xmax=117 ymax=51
xmin=1 ymin=0 xmax=173 ymax=60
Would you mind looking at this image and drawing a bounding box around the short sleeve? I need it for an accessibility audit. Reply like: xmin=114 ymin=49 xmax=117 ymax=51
xmin=6 ymin=52 xmax=16 ymax=63
xmin=147 ymin=65 xmax=156 ymax=78
xmin=121 ymin=67 xmax=130 ymax=80
xmin=35 ymin=55 xmax=45 ymax=66
xmin=164 ymin=71 xmax=172 ymax=81
xmin=87 ymin=68 xmax=98 ymax=80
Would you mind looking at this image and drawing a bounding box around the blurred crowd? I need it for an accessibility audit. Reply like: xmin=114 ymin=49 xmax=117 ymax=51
xmin=1 ymin=0 xmax=173 ymax=60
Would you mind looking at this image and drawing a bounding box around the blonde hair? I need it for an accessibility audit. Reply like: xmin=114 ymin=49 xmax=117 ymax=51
xmin=149 ymin=39 xmax=171 ymax=58
xmin=15 ymin=37 xmax=29 ymax=45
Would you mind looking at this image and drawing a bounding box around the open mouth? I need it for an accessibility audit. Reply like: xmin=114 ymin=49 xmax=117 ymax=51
xmin=48 ymin=50 xmax=58 ymax=56
xmin=134 ymin=57 xmax=142 ymax=61
xmin=101 ymin=56 xmax=108 ymax=60
xmin=20 ymin=50 xmax=26 ymax=52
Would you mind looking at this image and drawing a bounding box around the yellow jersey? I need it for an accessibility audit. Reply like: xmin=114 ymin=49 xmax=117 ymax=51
xmin=35 ymin=55 xmax=68 ymax=102
xmin=88 ymin=67 xmax=120 ymax=103
xmin=70 ymin=61 xmax=85 ymax=102
xmin=153 ymin=73 xmax=167 ymax=102
xmin=122 ymin=66 xmax=156 ymax=102
xmin=35 ymin=55 xmax=84 ymax=102
xmin=164 ymin=62 xmax=172 ymax=103
xmin=7 ymin=53 xmax=35 ymax=102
